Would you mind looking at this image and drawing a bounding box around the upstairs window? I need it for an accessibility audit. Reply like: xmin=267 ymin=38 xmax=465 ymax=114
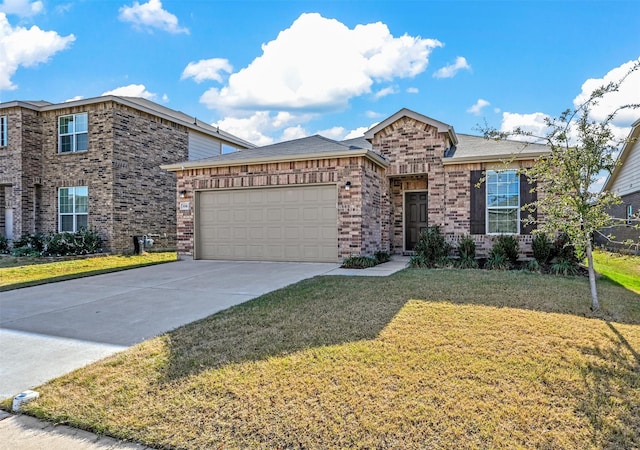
xmin=0 ymin=116 xmax=7 ymax=147
xmin=486 ymin=170 xmax=520 ymax=234
xmin=59 ymin=113 xmax=88 ymax=153
xmin=59 ymin=186 xmax=88 ymax=232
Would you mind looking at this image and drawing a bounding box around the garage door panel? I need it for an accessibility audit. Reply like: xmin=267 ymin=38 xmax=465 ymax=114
xmin=197 ymin=185 xmax=337 ymax=262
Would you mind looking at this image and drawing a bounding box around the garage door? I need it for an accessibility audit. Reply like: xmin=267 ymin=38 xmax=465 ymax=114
xmin=196 ymin=185 xmax=338 ymax=262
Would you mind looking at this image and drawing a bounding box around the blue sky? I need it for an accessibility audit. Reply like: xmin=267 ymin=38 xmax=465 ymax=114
xmin=1 ymin=0 xmax=639 ymax=147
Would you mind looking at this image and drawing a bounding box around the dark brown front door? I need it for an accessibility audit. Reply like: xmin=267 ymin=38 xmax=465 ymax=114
xmin=405 ymin=191 xmax=428 ymax=251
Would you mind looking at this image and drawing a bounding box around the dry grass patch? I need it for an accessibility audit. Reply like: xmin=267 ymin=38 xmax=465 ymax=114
xmin=9 ymin=269 xmax=640 ymax=449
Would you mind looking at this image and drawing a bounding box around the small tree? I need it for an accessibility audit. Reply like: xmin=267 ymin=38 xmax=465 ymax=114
xmin=484 ymin=61 xmax=639 ymax=310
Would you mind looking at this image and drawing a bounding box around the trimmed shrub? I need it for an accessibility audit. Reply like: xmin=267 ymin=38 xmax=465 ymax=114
xmin=409 ymin=226 xmax=451 ymax=268
xmin=10 ymin=230 xmax=103 ymax=257
xmin=341 ymin=255 xmax=378 ymax=269
xmin=485 ymin=252 xmax=511 ymax=270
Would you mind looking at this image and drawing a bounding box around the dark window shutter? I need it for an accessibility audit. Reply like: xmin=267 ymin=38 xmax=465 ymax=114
xmin=470 ymin=170 xmax=485 ymax=234
xmin=520 ymin=174 xmax=537 ymax=235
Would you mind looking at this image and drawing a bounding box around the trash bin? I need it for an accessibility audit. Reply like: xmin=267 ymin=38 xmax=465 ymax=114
xmin=133 ymin=235 xmax=141 ymax=254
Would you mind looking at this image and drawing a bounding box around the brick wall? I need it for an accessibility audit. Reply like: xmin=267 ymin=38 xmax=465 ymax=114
xmin=175 ymin=155 xmax=384 ymax=259
xmin=36 ymin=101 xmax=187 ymax=252
xmin=0 ymin=106 xmax=43 ymax=239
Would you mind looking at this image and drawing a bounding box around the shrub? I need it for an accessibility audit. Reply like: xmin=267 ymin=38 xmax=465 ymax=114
xmin=485 ymin=252 xmax=511 ymax=270
xmin=0 ymin=235 xmax=10 ymax=254
xmin=12 ymin=233 xmax=46 ymax=254
xmin=531 ymin=233 xmax=552 ymax=265
xmin=374 ymin=251 xmax=391 ymax=264
xmin=548 ymin=232 xmax=580 ymax=276
xmin=9 ymin=230 xmax=103 ymax=257
xmin=341 ymin=255 xmax=378 ymax=269
xmin=409 ymin=226 xmax=451 ymax=268
xmin=524 ymin=259 xmax=542 ymax=272
xmin=488 ymin=235 xmax=520 ymax=268
xmin=455 ymin=235 xmax=478 ymax=269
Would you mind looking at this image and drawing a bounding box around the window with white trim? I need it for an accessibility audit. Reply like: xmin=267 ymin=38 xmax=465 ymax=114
xmin=486 ymin=170 xmax=520 ymax=234
xmin=0 ymin=115 xmax=7 ymax=147
xmin=58 ymin=186 xmax=88 ymax=232
xmin=59 ymin=113 xmax=88 ymax=153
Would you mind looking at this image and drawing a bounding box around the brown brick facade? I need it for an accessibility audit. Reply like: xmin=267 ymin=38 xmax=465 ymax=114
xmin=1 ymin=100 xmax=190 ymax=252
xmin=174 ymin=156 xmax=387 ymax=259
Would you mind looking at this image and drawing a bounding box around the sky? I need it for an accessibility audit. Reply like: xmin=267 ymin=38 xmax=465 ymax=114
xmin=1 ymin=0 xmax=639 ymax=155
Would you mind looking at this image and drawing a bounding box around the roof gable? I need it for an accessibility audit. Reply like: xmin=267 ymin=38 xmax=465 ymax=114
xmin=604 ymin=118 xmax=640 ymax=194
xmin=364 ymin=108 xmax=458 ymax=145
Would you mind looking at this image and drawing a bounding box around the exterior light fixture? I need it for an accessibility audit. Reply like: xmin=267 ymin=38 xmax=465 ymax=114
xmin=345 ymin=181 xmax=351 ymax=190
xmin=179 ymin=190 xmax=187 ymax=198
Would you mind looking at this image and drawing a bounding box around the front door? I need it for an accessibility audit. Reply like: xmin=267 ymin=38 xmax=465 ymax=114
xmin=405 ymin=191 xmax=428 ymax=251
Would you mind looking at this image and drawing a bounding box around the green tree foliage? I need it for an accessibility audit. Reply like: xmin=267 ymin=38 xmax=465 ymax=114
xmin=484 ymin=60 xmax=639 ymax=310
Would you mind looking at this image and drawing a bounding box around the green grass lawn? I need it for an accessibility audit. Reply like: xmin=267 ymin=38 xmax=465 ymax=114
xmin=7 ymin=267 xmax=640 ymax=449
xmin=593 ymin=249 xmax=640 ymax=294
xmin=0 ymin=252 xmax=177 ymax=291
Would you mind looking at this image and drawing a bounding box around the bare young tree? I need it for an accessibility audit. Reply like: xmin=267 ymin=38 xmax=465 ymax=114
xmin=483 ymin=61 xmax=639 ymax=310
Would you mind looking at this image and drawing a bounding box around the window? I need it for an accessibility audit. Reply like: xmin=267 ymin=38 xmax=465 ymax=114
xmin=58 ymin=186 xmax=88 ymax=232
xmin=486 ymin=170 xmax=520 ymax=234
xmin=0 ymin=116 xmax=7 ymax=147
xmin=59 ymin=113 xmax=88 ymax=153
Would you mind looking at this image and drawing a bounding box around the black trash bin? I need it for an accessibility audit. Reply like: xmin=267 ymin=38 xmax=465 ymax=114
xmin=132 ymin=235 xmax=141 ymax=254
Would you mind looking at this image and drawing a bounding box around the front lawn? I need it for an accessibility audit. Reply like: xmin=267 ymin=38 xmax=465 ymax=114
xmin=0 ymin=252 xmax=178 ymax=291
xmin=593 ymin=249 xmax=640 ymax=294
xmin=8 ymin=268 xmax=640 ymax=449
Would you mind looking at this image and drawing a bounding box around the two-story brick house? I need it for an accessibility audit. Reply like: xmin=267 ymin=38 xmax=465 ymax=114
xmin=163 ymin=108 xmax=549 ymax=262
xmin=0 ymin=96 xmax=255 ymax=252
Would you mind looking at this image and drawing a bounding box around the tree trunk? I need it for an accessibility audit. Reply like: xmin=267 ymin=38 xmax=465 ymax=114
xmin=585 ymin=237 xmax=599 ymax=311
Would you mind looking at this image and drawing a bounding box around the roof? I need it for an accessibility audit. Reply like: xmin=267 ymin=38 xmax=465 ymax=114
xmin=0 ymin=96 xmax=256 ymax=149
xmin=603 ymin=118 xmax=640 ymax=192
xmin=364 ymin=108 xmax=458 ymax=145
xmin=162 ymin=134 xmax=388 ymax=171
xmin=443 ymin=133 xmax=549 ymax=164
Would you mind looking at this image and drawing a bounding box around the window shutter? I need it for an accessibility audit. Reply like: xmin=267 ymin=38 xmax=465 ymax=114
xmin=470 ymin=170 xmax=485 ymax=234
xmin=520 ymin=174 xmax=537 ymax=235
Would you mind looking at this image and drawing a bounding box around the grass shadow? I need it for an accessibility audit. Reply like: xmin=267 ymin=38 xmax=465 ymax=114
xmin=571 ymin=322 xmax=640 ymax=447
xmin=161 ymin=268 xmax=640 ymax=382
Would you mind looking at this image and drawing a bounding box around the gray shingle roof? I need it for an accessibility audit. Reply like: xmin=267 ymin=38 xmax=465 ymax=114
xmin=446 ymin=133 xmax=549 ymax=163
xmin=192 ymin=134 xmax=372 ymax=163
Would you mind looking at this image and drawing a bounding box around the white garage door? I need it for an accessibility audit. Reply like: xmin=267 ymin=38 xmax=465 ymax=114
xmin=196 ymin=185 xmax=338 ymax=262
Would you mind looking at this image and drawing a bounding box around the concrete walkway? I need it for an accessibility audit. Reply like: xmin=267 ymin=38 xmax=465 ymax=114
xmin=0 ymin=256 xmax=408 ymax=449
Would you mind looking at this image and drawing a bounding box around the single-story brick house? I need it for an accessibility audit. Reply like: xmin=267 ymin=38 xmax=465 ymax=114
xmin=162 ymin=108 xmax=549 ymax=262
xmin=0 ymin=96 xmax=254 ymax=252
xmin=596 ymin=118 xmax=640 ymax=253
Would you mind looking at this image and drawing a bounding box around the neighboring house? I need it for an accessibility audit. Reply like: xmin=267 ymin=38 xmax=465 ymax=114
xmin=163 ymin=108 xmax=549 ymax=262
xmin=597 ymin=118 xmax=640 ymax=253
xmin=0 ymin=96 xmax=255 ymax=252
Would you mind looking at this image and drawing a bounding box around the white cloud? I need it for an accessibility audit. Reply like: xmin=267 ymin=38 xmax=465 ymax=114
xmin=118 ymin=0 xmax=188 ymax=34
xmin=181 ymin=58 xmax=232 ymax=83
xmin=65 ymin=95 xmax=83 ymax=102
xmin=102 ymin=84 xmax=156 ymax=100
xmin=406 ymin=87 xmax=419 ymax=94
xmin=500 ymin=59 xmax=640 ymax=145
xmin=215 ymin=111 xmax=315 ymax=146
xmin=0 ymin=0 xmax=42 ymax=16
xmin=161 ymin=93 xmax=169 ymax=102
xmin=281 ymin=125 xmax=308 ymax=141
xmin=0 ymin=12 xmax=75 ymax=90
xmin=344 ymin=126 xmax=371 ymax=140
xmin=573 ymin=58 xmax=640 ymax=126
xmin=374 ymin=86 xmax=397 ymax=99
xmin=433 ymin=56 xmax=470 ymax=79
xmin=500 ymin=112 xmax=551 ymax=143
xmin=317 ymin=126 xmax=346 ymax=140
xmin=365 ymin=110 xmax=383 ymax=119
xmin=467 ymin=98 xmax=490 ymax=115
xmin=200 ymin=13 xmax=442 ymax=112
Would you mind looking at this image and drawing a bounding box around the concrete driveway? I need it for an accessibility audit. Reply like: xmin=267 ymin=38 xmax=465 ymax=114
xmin=0 ymin=257 xmax=339 ymax=400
